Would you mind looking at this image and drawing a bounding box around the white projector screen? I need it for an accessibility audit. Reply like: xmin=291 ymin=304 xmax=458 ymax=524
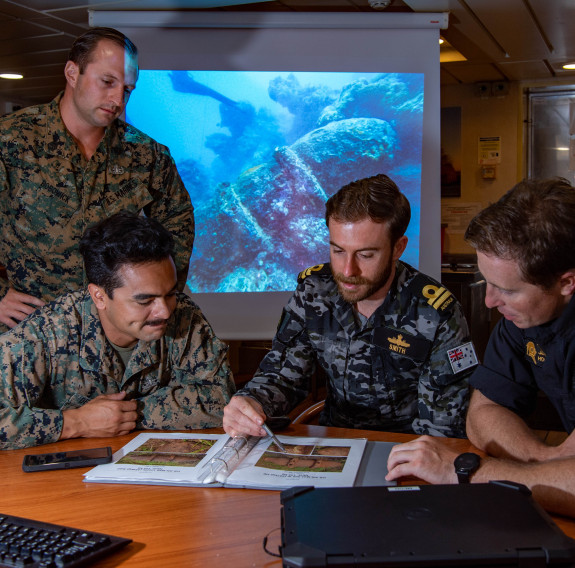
xmin=90 ymin=11 xmax=445 ymax=340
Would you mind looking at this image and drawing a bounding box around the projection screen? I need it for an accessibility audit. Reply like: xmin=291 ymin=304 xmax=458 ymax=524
xmin=89 ymin=11 xmax=446 ymax=339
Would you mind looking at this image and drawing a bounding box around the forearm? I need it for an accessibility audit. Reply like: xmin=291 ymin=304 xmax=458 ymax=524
xmin=467 ymin=395 xmax=549 ymax=461
xmin=474 ymin=457 xmax=575 ymax=517
xmin=0 ymin=407 xmax=62 ymax=449
xmin=0 ymin=339 xmax=63 ymax=449
xmin=137 ymin=368 xmax=236 ymax=430
xmin=240 ymin=364 xmax=313 ymax=418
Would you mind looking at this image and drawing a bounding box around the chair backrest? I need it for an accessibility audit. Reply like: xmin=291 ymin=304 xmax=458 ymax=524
xmin=291 ymin=400 xmax=325 ymax=424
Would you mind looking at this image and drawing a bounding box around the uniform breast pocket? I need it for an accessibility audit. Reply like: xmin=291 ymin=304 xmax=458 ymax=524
xmin=311 ymin=335 xmax=350 ymax=390
xmin=103 ymin=174 xmax=155 ymax=215
xmin=13 ymin=181 xmax=78 ymax=251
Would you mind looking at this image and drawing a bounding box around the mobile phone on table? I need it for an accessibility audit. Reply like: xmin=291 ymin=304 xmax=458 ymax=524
xmin=22 ymin=446 xmax=113 ymax=472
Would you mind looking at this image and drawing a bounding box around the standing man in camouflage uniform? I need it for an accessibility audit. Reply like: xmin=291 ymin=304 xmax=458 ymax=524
xmin=223 ymin=174 xmax=476 ymax=438
xmin=0 ymin=212 xmax=234 ymax=450
xmin=0 ymin=27 xmax=194 ymax=333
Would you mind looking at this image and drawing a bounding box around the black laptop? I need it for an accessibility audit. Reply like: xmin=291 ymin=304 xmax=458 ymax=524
xmin=280 ymin=482 xmax=575 ymax=567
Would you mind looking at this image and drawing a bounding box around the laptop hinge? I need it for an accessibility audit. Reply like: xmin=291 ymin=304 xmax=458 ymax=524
xmin=517 ymin=548 xmax=547 ymax=568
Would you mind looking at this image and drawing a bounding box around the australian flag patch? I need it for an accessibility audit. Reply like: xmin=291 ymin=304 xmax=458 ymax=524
xmin=447 ymin=342 xmax=478 ymax=374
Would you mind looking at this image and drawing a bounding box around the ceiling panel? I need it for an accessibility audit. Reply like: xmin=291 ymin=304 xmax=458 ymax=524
xmin=529 ymin=0 xmax=575 ymax=60
xmin=441 ymin=61 xmax=506 ymax=84
xmin=466 ymin=0 xmax=552 ymax=61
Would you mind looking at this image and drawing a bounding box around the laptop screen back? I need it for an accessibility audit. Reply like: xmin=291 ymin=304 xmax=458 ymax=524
xmin=280 ymin=482 xmax=575 ymax=567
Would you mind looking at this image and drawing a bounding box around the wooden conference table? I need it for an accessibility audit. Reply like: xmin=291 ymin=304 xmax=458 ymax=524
xmin=4 ymin=425 xmax=575 ymax=568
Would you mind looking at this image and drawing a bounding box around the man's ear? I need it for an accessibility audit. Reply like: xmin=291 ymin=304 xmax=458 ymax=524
xmin=64 ymin=60 xmax=79 ymax=88
xmin=558 ymin=269 xmax=575 ymax=296
xmin=392 ymin=235 xmax=408 ymax=261
xmin=88 ymin=283 xmax=108 ymax=310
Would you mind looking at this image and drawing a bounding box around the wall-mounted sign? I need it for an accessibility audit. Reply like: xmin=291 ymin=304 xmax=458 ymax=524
xmin=478 ymin=136 xmax=501 ymax=165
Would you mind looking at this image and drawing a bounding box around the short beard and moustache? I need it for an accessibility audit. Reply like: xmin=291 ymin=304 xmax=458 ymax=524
xmin=332 ymin=257 xmax=394 ymax=304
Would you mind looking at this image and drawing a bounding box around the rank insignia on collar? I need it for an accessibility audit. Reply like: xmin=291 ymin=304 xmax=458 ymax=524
xmin=525 ymin=341 xmax=546 ymax=366
xmin=108 ymin=165 xmax=125 ymax=175
xmin=447 ymin=342 xmax=478 ymax=374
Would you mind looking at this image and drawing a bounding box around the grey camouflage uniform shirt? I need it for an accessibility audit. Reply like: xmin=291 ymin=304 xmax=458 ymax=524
xmin=237 ymin=261 xmax=474 ymax=437
xmin=0 ymin=93 xmax=194 ymax=331
xmin=0 ymin=290 xmax=235 ymax=449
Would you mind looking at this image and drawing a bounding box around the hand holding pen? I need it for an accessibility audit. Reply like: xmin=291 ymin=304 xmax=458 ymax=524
xmin=261 ymin=422 xmax=287 ymax=453
xmin=223 ymin=395 xmax=289 ymax=441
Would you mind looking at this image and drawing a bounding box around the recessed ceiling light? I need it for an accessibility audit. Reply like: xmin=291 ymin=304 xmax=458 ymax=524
xmin=562 ymin=63 xmax=575 ymax=70
xmin=0 ymin=73 xmax=23 ymax=79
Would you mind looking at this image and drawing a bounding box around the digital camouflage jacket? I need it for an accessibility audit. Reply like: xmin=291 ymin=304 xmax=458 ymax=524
xmin=238 ymin=261 xmax=476 ymax=437
xmin=0 ymin=93 xmax=194 ymax=328
xmin=0 ymin=290 xmax=235 ymax=449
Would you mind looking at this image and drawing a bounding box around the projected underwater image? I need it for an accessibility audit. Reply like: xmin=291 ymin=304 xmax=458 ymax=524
xmin=126 ymin=71 xmax=424 ymax=293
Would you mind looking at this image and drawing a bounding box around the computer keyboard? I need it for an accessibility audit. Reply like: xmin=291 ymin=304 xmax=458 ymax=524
xmin=0 ymin=513 xmax=132 ymax=568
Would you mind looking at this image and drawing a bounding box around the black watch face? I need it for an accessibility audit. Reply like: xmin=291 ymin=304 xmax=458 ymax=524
xmin=455 ymin=453 xmax=480 ymax=469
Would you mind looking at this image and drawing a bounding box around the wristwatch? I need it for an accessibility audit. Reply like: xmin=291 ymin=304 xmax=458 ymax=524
xmin=453 ymin=452 xmax=480 ymax=483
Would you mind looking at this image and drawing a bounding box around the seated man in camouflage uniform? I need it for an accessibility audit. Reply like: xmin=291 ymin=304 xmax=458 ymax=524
xmin=224 ymin=174 xmax=476 ymax=438
xmin=0 ymin=212 xmax=235 ymax=449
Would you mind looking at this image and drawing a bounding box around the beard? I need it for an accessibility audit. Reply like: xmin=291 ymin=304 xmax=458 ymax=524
xmin=332 ymin=257 xmax=394 ymax=304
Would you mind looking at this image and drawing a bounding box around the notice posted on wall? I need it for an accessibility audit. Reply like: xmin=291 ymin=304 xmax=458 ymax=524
xmin=441 ymin=203 xmax=482 ymax=234
xmin=478 ymin=136 xmax=501 ymax=165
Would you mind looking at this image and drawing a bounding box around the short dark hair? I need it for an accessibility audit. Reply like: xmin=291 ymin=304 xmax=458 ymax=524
xmin=67 ymin=27 xmax=138 ymax=74
xmin=79 ymin=211 xmax=175 ymax=297
xmin=465 ymin=177 xmax=575 ymax=289
xmin=325 ymin=174 xmax=411 ymax=244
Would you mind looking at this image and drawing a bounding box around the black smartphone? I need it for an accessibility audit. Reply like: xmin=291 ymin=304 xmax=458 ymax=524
xmin=22 ymin=446 xmax=113 ymax=472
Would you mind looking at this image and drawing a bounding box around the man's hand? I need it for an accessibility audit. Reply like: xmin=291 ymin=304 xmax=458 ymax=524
xmin=61 ymin=392 xmax=138 ymax=440
xmin=223 ymin=396 xmax=267 ymax=438
xmin=386 ymin=435 xmax=459 ymax=484
xmin=0 ymin=288 xmax=45 ymax=328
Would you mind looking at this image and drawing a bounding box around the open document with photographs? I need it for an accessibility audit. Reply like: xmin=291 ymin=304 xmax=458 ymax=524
xmin=83 ymin=432 xmax=397 ymax=490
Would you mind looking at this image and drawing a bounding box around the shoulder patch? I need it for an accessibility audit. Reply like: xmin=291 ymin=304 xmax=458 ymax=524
xmin=405 ymin=273 xmax=455 ymax=312
xmin=447 ymin=342 xmax=478 ymax=374
xmin=297 ymin=264 xmax=329 ymax=283
xmin=421 ymin=283 xmax=455 ymax=312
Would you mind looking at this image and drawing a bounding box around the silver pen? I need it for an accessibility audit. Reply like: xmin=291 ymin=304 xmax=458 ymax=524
xmin=261 ymin=422 xmax=287 ymax=453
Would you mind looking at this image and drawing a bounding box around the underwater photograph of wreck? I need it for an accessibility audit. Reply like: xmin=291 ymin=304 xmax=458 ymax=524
xmin=127 ymin=70 xmax=424 ymax=294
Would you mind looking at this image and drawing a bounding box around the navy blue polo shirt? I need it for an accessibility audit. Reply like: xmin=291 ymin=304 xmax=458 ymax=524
xmin=470 ymin=295 xmax=575 ymax=433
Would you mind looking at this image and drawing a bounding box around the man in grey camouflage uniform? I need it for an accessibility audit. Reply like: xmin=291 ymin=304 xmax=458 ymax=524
xmin=223 ymin=174 xmax=476 ymax=438
xmin=0 ymin=27 xmax=193 ymax=333
xmin=0 ymin=211 xmax=234 ymax=450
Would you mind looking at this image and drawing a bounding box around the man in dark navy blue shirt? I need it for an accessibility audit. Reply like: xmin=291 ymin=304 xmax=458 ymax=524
xmin=386 ymin=178 xmax=575 ymax=518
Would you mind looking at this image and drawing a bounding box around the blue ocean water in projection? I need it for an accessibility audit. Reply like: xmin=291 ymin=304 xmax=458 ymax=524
xmin=126 ymin=71 xmax=424 ymax=294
